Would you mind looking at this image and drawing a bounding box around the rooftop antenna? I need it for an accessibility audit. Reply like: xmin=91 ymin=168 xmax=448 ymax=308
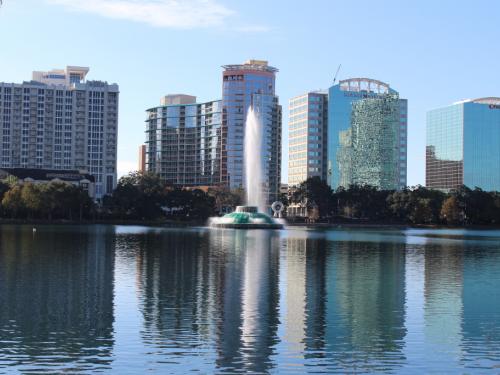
xmin=332 ymin=64 xmax=342 ymax=85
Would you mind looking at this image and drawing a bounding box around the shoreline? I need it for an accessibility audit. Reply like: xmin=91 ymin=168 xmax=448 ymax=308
xmin=1 ymin=218 xmax=499 ymax=230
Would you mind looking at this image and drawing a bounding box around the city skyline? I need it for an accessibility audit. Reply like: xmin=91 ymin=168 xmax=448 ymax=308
xmin=0 ymin=1 xmax=499 ymax=186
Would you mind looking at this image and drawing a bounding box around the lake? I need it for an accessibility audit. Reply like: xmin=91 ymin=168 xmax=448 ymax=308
xmin=0 ymin=225 xmax=499 ymax=373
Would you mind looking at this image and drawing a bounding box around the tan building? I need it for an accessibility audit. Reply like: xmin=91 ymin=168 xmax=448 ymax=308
xmin=288 ymin=91 xmax=328 ymax=186
xmin=138 ymin=145 xmax=146 ymax=173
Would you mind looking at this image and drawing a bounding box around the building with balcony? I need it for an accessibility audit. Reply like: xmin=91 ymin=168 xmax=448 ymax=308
xmin=426 ymin=98 xmax=500 ymax=191
xmin=145 ymin=95 xmax=222 ymax=186
xmin=328 ymin=78 xmax=407 ymax=190
xmin=0 ymin=66 xmax=119 ymax=199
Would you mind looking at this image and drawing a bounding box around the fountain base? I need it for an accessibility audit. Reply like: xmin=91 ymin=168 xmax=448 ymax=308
xmin=210 ymin=206 xmax=284 ymax=229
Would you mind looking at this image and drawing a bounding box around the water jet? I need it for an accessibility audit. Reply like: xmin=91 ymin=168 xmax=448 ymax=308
xmin=210 ymin=107 xmax=284 ymax=229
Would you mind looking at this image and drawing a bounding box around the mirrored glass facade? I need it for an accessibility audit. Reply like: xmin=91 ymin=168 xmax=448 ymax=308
xmin=328 ymin=79 xmax=407 ymax=190
xmin=222 ymin=60 xmax=281 ymax=204
xmin=145 ymin=97 xmax=222 ymax=186
xmin=426 ymin=98 xmax=500 ymax=191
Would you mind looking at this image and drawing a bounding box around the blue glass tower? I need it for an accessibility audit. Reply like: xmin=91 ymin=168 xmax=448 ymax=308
xmin=426 ymin=98 xmax=500 ymax=191
xmin=327 ymin=78 xmax=408 ymax=190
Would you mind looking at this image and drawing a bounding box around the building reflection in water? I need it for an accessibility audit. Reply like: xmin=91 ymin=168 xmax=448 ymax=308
xmin=461 ymin=243 xmax=500 ymax=368
xmin=282 ymin=234 xmax=328 ymax=369
xmin=134 ymin=229 xmax=281 ymax=373
xmin=281 ymin=232 xmax=407 ymax=372
xmin=0 ymin=225 xmax=115 ymax=372
xmin=325 ymin=240 xmax=406 ymax=371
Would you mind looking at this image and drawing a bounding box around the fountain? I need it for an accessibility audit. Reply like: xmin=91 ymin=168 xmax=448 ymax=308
xmin=210 ymin=106 xmax=284 ymax=229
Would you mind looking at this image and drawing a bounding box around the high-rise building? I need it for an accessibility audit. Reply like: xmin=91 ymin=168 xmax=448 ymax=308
xmin=327 ymin=78 xmax=407 ymax=190
xmin=0 ymin=66 xmax=119 ymax=199
xmin=426 ymin=98 xmax=500 ymax=191
xmin=288 ymin=92 xmax=328 ymax=186
xmin=145 ymin=94 xmax=222 ymax=186
xmin=138 ymin=144 xmax=146 ymax=173
xmin=222 ymin=60 xmax=282 ymax=204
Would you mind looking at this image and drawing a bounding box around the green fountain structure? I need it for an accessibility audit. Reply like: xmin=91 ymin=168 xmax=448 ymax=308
xmin=210 ymin=206 xmax=283 ymax=229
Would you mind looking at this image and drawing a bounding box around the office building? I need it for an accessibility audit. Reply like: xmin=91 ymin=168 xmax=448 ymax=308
xmin=328 ymin=78 xmax=407 ymax=190
xmin=222 ymin=60 xmax=282 ymax=204
xmin=426 ymin=98 xmax=500 ymax=191
xmin=288 ymin=91 xmax=328 ymax=186
xmin=0 ymin=66 xmax=119 ymax=199
xmin=145 ymin=94 xmax=222 ymax=186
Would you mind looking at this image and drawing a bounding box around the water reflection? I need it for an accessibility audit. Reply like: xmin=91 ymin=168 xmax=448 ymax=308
xmin=0 ymin=225 xmax=115 ymax=372
xmin=1 ymin=225 xmax=500 ymax=373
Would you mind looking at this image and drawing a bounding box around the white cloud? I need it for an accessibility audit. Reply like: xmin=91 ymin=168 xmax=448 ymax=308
xmin=117 ymin=160 xmax=138 ymax=178
xmin=47 ymin=0 xmax=235 ymax=29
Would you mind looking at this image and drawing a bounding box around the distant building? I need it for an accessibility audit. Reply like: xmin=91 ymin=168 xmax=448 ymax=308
xmin=222 ymin=60 xmax=282 ymax=205
xmin=138 ymin=144 xmax=146 ymax=173
xmin=0 ymin=66 xmax=119 ymax=199
xmin=0 ymin=167 xmax=95 ymax=198
xmin=145 ymin=95 xmax=222 ymax=186
xmin=426 ymin=98 xmax=500 ymax=191
xmin=288 ymin=91 xmax=328 ymax=186
xmin=328 ymin=78 xmax=407 ymax=190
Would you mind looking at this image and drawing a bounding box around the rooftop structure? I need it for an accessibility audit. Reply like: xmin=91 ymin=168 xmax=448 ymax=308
xmin=32 ymin=66 xmax=90 ymax=87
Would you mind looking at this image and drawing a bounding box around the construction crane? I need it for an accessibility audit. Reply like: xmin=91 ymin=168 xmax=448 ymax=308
xmin=332 ymin=64 xmax=342 ymax=85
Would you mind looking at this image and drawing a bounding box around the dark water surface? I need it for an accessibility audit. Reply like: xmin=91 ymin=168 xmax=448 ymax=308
xmin=1 ymin=225 xmax=500 ymax=374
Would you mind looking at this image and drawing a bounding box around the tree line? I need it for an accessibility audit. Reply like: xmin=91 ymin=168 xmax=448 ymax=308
xmin=103 ymin=171 xmax=229 ymax=221
xmin=2 ymin=172 xmax=499 ymax=225
xmin=0 ymin=181 xmax=94 ymax=220
xmin=0 ymin=172 xmax=226 ymax=222
xmin=289 ymin=177 xmax=500 ymax=226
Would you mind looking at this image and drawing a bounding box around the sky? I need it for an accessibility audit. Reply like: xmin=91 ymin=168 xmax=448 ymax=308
xmin=0 ymin=0 xmax=499 ymax=186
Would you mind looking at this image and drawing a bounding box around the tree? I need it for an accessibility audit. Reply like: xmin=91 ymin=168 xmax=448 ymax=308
xmin=290 ymin=177 xmax=334 ymax=219
xmin=2 ymin=185 xmax=25 ymax=218
xmin=387 ymin=186 xmax=445 ymax=224
xmin=112 ymin=171 xmax=165 ymax=219
xmin=207 ymin=186 xmax=243 ymax=214
xmin=441 ymin=196 xmax=462 ymax=225
xmin=164 ymin=188 xmax=215 ymax=220
xmin=20 ymin=183 xmax=43 ymax=218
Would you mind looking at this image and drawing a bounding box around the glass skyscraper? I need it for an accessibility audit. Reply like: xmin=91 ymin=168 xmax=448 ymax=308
xmin=426 ymin=98 xmax=500 ymax=191
xmin=222 ymin=60 xmax=282 ymax=204
xmin=288 ymin=92 xmax=328 ymax=186
xmin=327 ymin=78 xmax=407 ymax=190
xmin=145 ymin=95 xmax=222 ymax=186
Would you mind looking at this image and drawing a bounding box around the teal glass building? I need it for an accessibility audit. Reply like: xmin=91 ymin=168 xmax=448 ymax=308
xmin=328 ymin=78 xmax=408 ymax=190
xmin=426 ymin=98 xmax=500 ymax=191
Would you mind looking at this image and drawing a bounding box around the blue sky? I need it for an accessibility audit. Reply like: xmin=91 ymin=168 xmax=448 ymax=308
xmin=0 ymin=0 xmax=499 ymax=185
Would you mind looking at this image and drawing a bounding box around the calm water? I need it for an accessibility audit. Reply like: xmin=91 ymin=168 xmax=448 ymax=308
xmin=1 ymin=225 xmax=500 ymax=374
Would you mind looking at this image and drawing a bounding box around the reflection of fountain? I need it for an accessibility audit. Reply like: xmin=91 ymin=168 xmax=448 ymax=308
xmin=210 ymin=106 xmax=283 ymax=229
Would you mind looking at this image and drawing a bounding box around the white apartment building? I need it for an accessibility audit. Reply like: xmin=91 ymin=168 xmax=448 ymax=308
xmin=0 ymin=66 xmax=119 ymax=199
